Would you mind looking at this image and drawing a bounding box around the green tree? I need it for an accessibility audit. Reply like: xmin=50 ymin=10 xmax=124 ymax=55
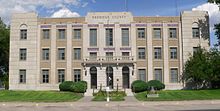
xmin=183 ymin=47 xmax=211 ymax=89
xmin=209 ymin=48 xmax=220 ymax=88
xmin=0 ymin=18 xmax=10 ymax=89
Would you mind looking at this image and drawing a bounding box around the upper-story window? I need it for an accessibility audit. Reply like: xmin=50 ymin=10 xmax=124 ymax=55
xmin=90 ymin=52 xmax=97 ymax=60
xmin=138 ymin=48 xmax=146 ymax=59
xmin=90 ymin=29 xmax=97 ymax=46
xmin=106 ymin=28 xmax=113 ymax=46
xmin=20 ymin=29 xmax=27 ymax=40
xmin=170 ymin=47 xmax=177 ymax=59
xmin=58 ymin=29 xmax=66 ymax=39
xmin=106 ymin=52 xmax=113 ymax=61
xmin=122 ymin=52 xmax=129 ymax=60
xmin=58 ymin=48 xmax=65 ymax=60
xmin=192 ymin=22 xmax=200 ymax=38
xmin=73 ymin=48 xmax=81 ymax=60
xmin=122 ymin=28 xmax=129 ymax=46
xmin=137 ymin=28 xmax=146 ymax=38
xmin=42 ymin=29 xmax=50 ymax=39
xmin=42 ymin=48 xmax=50 ymax=60
xmin=20 ymin=48 xmax=27 ymax=61
xmin=154 ymin=47 xmax=162 ymax=59
xmin=20 ymin=24 xmax=27 ymax=40
xmin=153 ymin=28 xmax=161 ymax=39
xmin=73 ymin=29 xmax=81 ymax=39
xmin=169 ymin=28 xmax=177 ymax=38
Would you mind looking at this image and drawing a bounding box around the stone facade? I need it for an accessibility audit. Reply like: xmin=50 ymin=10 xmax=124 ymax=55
xmin=9 ymin=11 xmax=209 ymax=90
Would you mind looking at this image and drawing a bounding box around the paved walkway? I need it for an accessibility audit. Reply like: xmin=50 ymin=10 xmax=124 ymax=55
xmin=124 ymin=96 xmax=138 ymax=102
xmin=78 ymin=96 xmax=93 ymax=102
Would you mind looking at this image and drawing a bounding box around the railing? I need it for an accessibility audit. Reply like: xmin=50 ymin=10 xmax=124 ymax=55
xmin=83 ymin=56 xmax=134 ymax=63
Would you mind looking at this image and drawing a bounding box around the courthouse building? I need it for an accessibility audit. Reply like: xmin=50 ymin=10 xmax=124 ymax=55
xmin=9 ymin=11 xmax=209 ymax=91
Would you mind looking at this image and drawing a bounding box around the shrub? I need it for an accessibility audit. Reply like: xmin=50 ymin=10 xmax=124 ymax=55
xmin=59 ymin=81 xmax=75 ymax=91
xmin=147 ymin=80 xmax=165 ymax=90
xmin=70 ymin=81 xmax=87 ymax=93
xmin=131 ymin=80 xmax=148 ymax=93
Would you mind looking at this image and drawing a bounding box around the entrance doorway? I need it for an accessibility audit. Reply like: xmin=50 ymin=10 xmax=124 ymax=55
xmin=90 ymin=66 xmax=97 ymax=89
xmin=122 ymin=66 xmax=130 ymax=88
xmin=106 ymin=66 xmax=113 ymax=89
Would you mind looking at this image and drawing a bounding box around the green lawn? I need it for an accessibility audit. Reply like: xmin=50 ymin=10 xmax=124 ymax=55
xmin=135 ymin=89 xmax=220 ymax=101
xmin=0 ymin=90 xmax=83 ymax=102
xmin=92 ymin=91 xmax=126 ymax=101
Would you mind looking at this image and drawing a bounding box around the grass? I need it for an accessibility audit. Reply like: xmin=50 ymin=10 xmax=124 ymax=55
xmin=92 ymin=91 xmax=126 ymax=101
xmin=135 ymin=89 xmax=220 ymax=101
xmin=0 ymin=90 xmax=83 ymax=102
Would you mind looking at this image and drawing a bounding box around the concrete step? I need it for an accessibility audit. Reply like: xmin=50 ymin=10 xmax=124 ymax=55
xmin=125 ymin=89 xmax=134 ymax=96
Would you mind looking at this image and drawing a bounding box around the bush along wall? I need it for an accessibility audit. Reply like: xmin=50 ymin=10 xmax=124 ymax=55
xmin=147 ymin=80 xmax=165 ymax=90
xmin=59 ymin=81 xmax=87 ymax=93
xmin=131 ymin=80 xmax=149 ymax=93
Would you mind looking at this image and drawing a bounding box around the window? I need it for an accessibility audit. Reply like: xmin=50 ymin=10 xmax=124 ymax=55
xmin=153 ymin=28 xmax=161 ymax=39
xmin=106 ymin=28 xmax=113 ymax=46
xmin=106 ymin=52 xmax=113 ymax=61
xmin=170 ymin=68 xmax=178 ymax=83
xmin=154 ymin=47 xmax=162 ymax=59
xmin=58 ymin=29 xmax=66 ymax=39
xmin=58 ymin=69 xmax=65 ymax=83
xmin=154 ymin=69 xmax=162 ymax=82
xmin=90 ymin=29 xmax=97 ymax=46
xmin=58 ymin=48 xmax=65 ymax=60
xmin=74 ymin=69 xmax=81 ymax=82
xmin=170 ymin=47 xmax=177 ymax=59
xmin=20 ymin=48 xmax=27 ymax=60
xmin=73 ymin=29 xmax=81 ymax=39
xmin=19 ymin=69 xmax=26 ymax=83
xmin=42 ymin=48 xmax=49 ymax=60
xmin=122 ymin=52 xmax=129 ymax=60
xmin=20 ymin=29 xmax=27 ymax=40
xmin=73 ymin=48 xmax=81 ymax=60
xmin=137 ymin=28 xmax=145 ymax=38
xmin=42 ymin=69 xmax=49 ymax=83
xmin=122 ymin=28 xmax=129 ymax=46
xmin=42 ymin=29 xmax=50 ymax=39
xmin=193 ymin=47 xmax=199 ymax=55
xmin=90 ymin=52 xmax=97 ymax=60
xmin=138 ymin=69 xmax=146 ymax=81
xmin=138 ymin=48 xmax=146 ymax=59
xmin=169 ymin=28 xmax=177 ymax=38
xmin=192 ymin=28 xmax=200 ymax=38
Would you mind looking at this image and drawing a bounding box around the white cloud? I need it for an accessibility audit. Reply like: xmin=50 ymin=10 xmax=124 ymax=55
xmin=0 ymin=0 xmax=88 ymax=24
xmin=51 ymin=8 xmax=80 ymax=18
xmin=192 ymin=3 xmax=220 ymax=31
xmin=91 ymin=0 xmax=96 ymax=3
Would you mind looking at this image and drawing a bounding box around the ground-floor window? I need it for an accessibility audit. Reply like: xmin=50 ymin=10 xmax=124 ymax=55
xmin=170 ymin=68 xmax=178 ymax=83
xmin=73 ymin=69 xmax=81 ymax=82
xmin=58 ymin=69 xmax=65 ymax=83
xmin=138 ymin=69 xmax=146 ymax=81
xmin=42 ymin=69 xmax=49 ymax=83
xmin=19 ymin=69 xmax=26 ymax=83
xmin=154 ymin=69 xmax=162 ymax=82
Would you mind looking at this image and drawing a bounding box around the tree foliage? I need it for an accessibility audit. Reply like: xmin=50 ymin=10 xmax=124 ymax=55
xmin=0 ymin=18 xmax=9 ymax=89
xmin=183 ymin=46 xmax=220 ymax=89
xmin=208 ymin=0 xmax=220 ymax=4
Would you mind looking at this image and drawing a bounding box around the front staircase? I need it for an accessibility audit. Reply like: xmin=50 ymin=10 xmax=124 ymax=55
xmin=84 ymin=89 xmax=134 ymax=96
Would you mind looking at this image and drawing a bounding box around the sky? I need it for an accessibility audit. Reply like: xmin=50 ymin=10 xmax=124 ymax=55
xmin=0 ymin=0 xmax=219 ymax=46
